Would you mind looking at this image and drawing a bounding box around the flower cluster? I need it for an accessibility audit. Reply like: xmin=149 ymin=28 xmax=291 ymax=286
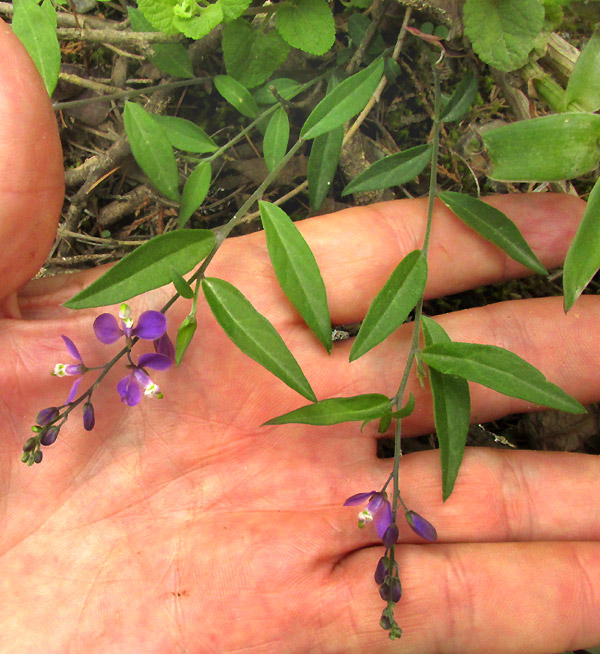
xmin=344 ymin=489 xmax=437 ymax=639
xmin=22 ymin=304 xmax=173 ymax=465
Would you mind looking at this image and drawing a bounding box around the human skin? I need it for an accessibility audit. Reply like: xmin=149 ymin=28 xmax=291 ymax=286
xmin=1 ymin=18 xmax=600 ymax=654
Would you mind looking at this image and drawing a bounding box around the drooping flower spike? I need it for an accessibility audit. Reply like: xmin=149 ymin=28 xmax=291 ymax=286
xmin=52 ymin=335 xmax=88 ymax=403
xmin=344 ymin=491 xmax=393 ymax=541
xmin=93 ymin=303 xmax=167 ymax=345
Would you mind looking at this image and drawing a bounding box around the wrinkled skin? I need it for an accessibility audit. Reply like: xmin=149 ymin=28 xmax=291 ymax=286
xmin=1 ymin=19 xmax=600 ymax=654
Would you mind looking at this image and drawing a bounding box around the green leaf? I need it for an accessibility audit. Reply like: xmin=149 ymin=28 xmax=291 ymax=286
xmin=483 ymin=113 xmax=600 ymax=181
xmin=123 ymin=102 xmax=180 ymax=201
xmin=263 ymin=107 xmax=290 ymax=172
xmin=275 ymin=0 xmax=335 ymax=56
xmin=342 ymin=144 xmax=432 ymax=196
xmin=300 ymin=58 xmax=385 ymax=139
xmin=175 ymin=315 xmax=197 ymax=365
xmin=264 ymin=394 xmax=390 ymax=425
xmin=202 ymin=277 xmax=316 ymax=401
xmin=64 ymin=230 xmax=215 ymax=309
xmin=307 ymin=125 xmax=344 ymax=210
xmin=172 ymin=4 xmax=224 ymax=39
xmin=563 ymin=176 xmax=600 ymax=311
xmin=438 ymin=191 xmax=547 ymax=275
xmin=128 ymin=7 xmax=194 ymax=78
xmin=259 ymin=201 xmax=332 ymax=352
xmin=564 ymin=24 xmax=600 ymax=113
xmin=169 ymin=266 xmax=195 ymax=299
xmin=137 ymin=0 xmax=179 ymax=34
xmin=223 ymin=20 xmax=290 ymax=89
xmin=422 ymin=342 xmax=585 ymax=414
xmin=12 ymin=0 xmax=61 ymax=96
xmin=180 ymin=162 xmax=212 ymax=228
xmin=214 ymin=75 xmax=258 ymax=118
xmin=440 ymin=71 xmax=478 ymax=122
xmin=350 ymin=250 xmax=427 ymax=361
xmin=463 ymin=0 xmax=545 ymax=72
xmin=151 ymin=115 xmax=217 ymax=153
xmin=391 ymin=393 xmax=416 ymax=419
xmin=220 ymin=0 xmax=251 ymax=21
xmin=254 ymin=78 xmax=303 ymax=105
xmin=422 ymin=316 xmax=470 ymax=501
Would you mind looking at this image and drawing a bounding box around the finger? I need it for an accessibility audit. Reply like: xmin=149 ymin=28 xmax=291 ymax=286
xmin=0 ymin=20 xmax=64 ymax=315
xmin=330 ymin=540 xmax=600 ymax=653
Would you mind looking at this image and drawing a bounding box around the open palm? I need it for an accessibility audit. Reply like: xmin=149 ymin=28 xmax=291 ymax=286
xmin=1 ymin=20 xmax=600 ymax=654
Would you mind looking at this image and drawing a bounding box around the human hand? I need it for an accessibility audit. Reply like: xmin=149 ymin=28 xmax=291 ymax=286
xmin=1 ymin=20 xmax=600 ymax=654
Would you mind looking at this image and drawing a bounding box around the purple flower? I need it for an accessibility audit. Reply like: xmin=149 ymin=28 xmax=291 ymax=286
xmin=405 ymin=510 xmax=437 ymax=542
xmin=344 ymin=491 xmax=392 ymax=540
xmin=94 ymin=303 xmax=167 ymax=345
xmin=117 ymin=352 xmax=172 ymax=406
xmin=52 ymin=335 xmax=88 ymax=402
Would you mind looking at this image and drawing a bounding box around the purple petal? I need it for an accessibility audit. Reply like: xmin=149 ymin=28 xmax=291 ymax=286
xmin=40 ymin=426 xmax=59 ymax=446
xmin=343 ymin=491 xmax=377 ymax=506
xmin=61 ymin=335 xmax=83 ymax=362
xmin=374 ymin=557 xmax=387 ymax=585
xmin=133 ymin=311 xmax=167 ymax=340
xmin=405 ymin=510 xmax=438 ymax=542
xmin=36 ymin=407 xmax=59 ymax=425
xmin=366 ymin=493 xmax=385 ymax=515
xmin=374 ymin=499 xmax=393 ymax=539
xmin=66 ymin=377 xmax=82 ymax=403
xmin=138 ymin=352 xmax=172 ymax=371
xmin=65 ymin=364 xmax=85 ymax=376
xmin=117 ymin=374 xmax=142 ymax=406
xmin=133 ymin=368 xmax=152 ymax=388
xmin=154 ymin=332 xmax=175 ymax=362
xmin=94 ymin=313 xmax=123 ymax=344
xmin=382 ymin=523 xmax=399 ymax=549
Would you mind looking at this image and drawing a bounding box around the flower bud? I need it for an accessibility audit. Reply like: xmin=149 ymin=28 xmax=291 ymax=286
xmin=41 ymin=426 xmax=59 ymax=446
xmin=405 ymin=510 xmax=437 ymax=542
xmin=23 ymin=437 xmax=37 ymax=452
xmin=36 ymin=407 xmax=59 ymax=425
xmin=379 ymin=577 xmax=401 ymax=603
xmin=21 ymin=452 xmax=30 ymax=463
xmin=374 ymin=557 xmax=387 ymax=585
xmin=379 ymin=613 xmax=392 ymax=630
xmin=33 ymin=451 xmax=43 ymax=464
xmin=83 ymin=402 xmax=95 ymax=431
xmin=382 ymin=523 xmax=399 ymax=549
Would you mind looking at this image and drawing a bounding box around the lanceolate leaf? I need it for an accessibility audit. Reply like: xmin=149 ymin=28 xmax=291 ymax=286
xmin=422 ymin=342 xmax=585 ymax=414
xmin=440 ymin=71 xmax=478 ymax=122
xmin=564 ymin=24 xmax=600 ymax=113
xmin=254 ymin=78 xmax=303 ymax=105
xmin=259 ymin=201 xmax=332 ymax=352
xmin=169 ymin=266 xmax=195 ymax=299
xmin=175 ymin=315 xmax=197 ymax=365
xmin=483 ymin=113 xmax=600 ymax=181
xmin=64 ymin=230 xmax=215 ymax=309
xmin=307 ymin=124 xmax=344 ymax=210
xmin=214 ymin=75 xmax=258 ymax=118
xmin=422 ymin=316 xmax=470 ymax=501
xmin=151 ymin=115 xmax=218 ymax=153
xmin=563 ymin=176 xmax=600 ymax=311
xmin=180 ymin=162 xmax=212 ymax=228
xmin=350 ymin=250 xmax=427 ymax=361
xmin=202 ymin=277 xmax=316 ymax=401
xmin=438 ymin=191 xmax=547 ymax=274
xmin=263 ymin=107 xmax=290 ymax=173
xmin=123 ymin=102 xmax=180 ymax=201
xmin=264 ymin=394 xmax=390 ymax=426
xmin=300 ymin=58 xmax=385 ymax=139
xmin=342 ymin=145 xmax=432 ymax=196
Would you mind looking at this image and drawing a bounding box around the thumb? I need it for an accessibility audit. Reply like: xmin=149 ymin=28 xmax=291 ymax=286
xmin=0 ymin=18 xmax=64 ymax=316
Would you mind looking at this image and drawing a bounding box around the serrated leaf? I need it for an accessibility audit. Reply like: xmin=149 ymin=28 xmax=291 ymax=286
xmin=12 ymin=0 xmax=61 ymax=96
xmin=563 ymin=176 xmax=600 ymax=311
xmin=422 ymin=316 xmax=470 ymax=501
xmin=421 ymin=342 xmax=585 ymax=414
xmin=123 ymin=102 xmax=180 ymax=201
xmin=342 ymin=144 xmax=432 ymax=196
xmin=152 ymin=115 xmax=217 ymax=153
xmin=175 ymin=315 xmax=197 ymax=365
xmin=307 ymin=124 xmax=344 ymax=210
xmin=440 ymin=71 xmax=478 ymax=122
xmin=172 ymin=4 xmax=223 ymax=39
xmin=463 ymin=0 xmax=544 ymax=72
xmin=220 ymin=0 xmax=251 ymax=21
xmin=300 ymin=58 xmax=385 ymax=139
xmin=259 ymin=201 xmax=332 ymax=352
xmin=64 ymin=230 xmax=215 ymax=309
xmin=214 ymin=75 xmax=258 ymax=118
xmin=350 ymin=250 xmax=427 ymax=361
xmin=180 ymin=162 xmax=211 ymax=228
xmin=438 ymin=191 xmax=547 ymax=275
xmin=137 ymin=0 xmax=179 ymax=34
xmin=202 ymin=277 xmax=316 ymax=401
xmin=223 ymin=20 xmax=290 ymax=89
xmin=564 ymin=24 xmax=600 ymax=113
xmin=254 ymin=78 xmax=303 ymax=104
xmin=128 ymin=7 xmax=194 ymax=78
xmin=275 ymin=0 xmax=335 ymax=56
xmin=483 ymin=113 xmax=600 ymax=181
xmin=263 ymin=107 xmax=290 ymax=172
xmin=170 ymin=266 xmax=195 ymax=299
xmin=264 ymin=394 xmax=390 ymax=425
